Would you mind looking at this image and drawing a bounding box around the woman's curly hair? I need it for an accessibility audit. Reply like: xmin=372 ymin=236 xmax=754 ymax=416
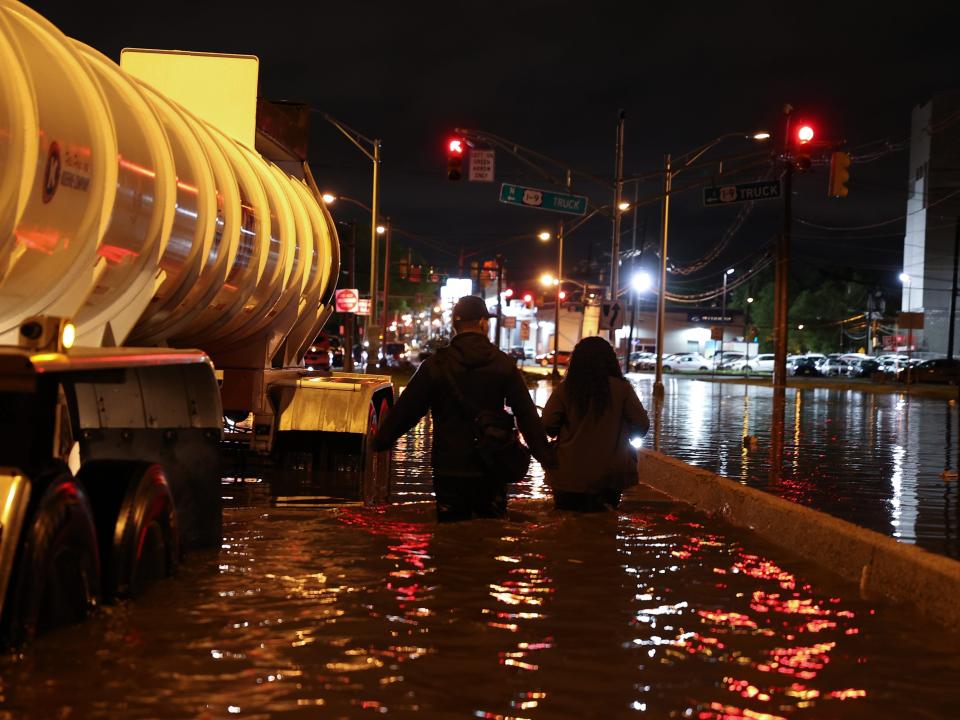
xmin=563 ymin=336 xmax=623 ymax=418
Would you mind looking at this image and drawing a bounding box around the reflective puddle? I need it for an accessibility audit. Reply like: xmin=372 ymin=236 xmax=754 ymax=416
xmin=1 ymin=410 xmax=958 ymax=719
xmin=584 ymin=375 xmax=958 ymax=559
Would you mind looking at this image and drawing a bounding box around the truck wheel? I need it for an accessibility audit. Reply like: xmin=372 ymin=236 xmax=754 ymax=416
xmin=79 ymin=461 xmax=179 ymax=600
xmin=2 ymin=468 xmax=101 ymax=647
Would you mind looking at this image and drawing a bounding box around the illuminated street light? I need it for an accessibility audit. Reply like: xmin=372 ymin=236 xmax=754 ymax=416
xmin=631 ymin=271 xmax=652 ymax=293
xmin=376 ymin=225 xmax=386 ymax=235
xmin=753 ymin=131 xmax=771 ymax=140
xmin=538 ymin=231 xmax=552 ymax=242
xmin=540 ymin=272 xmax=559 ymax=287
xmin=747 ymin=296 xmax=754 ymax=303
xmin=617 ymin=201 xmax=631 ymax=211
xmin=899 ymin=272 xmax=910 ymax=284
xmin=798 ymin=324 xmax=805 ymax=330
xmin=321 ymin=192 xmax=336 ymax=204
xmin=725 ymin=267 xmax=735 ymax=275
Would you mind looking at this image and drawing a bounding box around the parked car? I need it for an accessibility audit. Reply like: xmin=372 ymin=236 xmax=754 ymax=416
xmin=791 ymin=357 xmax=822 ymax=377
xmin=662 ymin=353 xmax=710 ymax=373
xmin=911 ymin=358 xmax=960 ymax=384
xmin=630 ymin=351 xmax=657 ymax=371
xmin=537 ymin=350 xmax=572 ymax=367
xmin=303 ymin=343 xmax=331 ymax=370
xmin=381 ymin=341 xmax=410 ymax=368
xmin=819 ymin=357 xmax=849 ymax=377
xmin=712 ymin=351 xmax=743 ymax=369
xmin=846 ymin=358 xmax=881 ymax=378
xmin=738 ymin=353 xmax=775 ymax=373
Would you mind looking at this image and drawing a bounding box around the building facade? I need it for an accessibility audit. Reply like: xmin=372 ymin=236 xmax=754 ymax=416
xmin=901 ymin=93 xmax=960 ymax=354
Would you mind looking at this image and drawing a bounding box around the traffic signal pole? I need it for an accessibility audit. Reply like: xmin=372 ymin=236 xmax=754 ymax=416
xmin=773 ymin=106 xmax=793 ymax=395
xmin=553 ymin=170 xmax=572 ymax=380
xmin=610 ymin=112 xmax=626 ymax=336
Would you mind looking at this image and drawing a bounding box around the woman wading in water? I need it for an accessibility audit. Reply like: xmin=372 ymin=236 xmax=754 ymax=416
xmin=541 ymin=336 xmax=650 ymax=511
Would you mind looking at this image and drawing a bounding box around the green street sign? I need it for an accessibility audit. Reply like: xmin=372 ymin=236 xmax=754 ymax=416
xmin=499 ymin=183 xmax=588 ymax=216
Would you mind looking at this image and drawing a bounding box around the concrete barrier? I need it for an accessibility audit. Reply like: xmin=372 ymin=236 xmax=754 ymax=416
xmin=637 ymin=449 xmax=960 ymax=631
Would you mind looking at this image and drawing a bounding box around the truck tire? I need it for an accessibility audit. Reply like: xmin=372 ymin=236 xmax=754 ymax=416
xmin=79 ymin=461 xmax=179 ymax=600
xmin=2 ymin=467 xmax=101 ymax=647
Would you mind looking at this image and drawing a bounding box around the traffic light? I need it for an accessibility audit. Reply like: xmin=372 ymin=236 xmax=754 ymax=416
xmin=447 ymin=137 xmax=464 ymax=181
xmin=522 ymin=293 xmax=533 ymax=307
xmin=796 ymin=123 xmax=815 ymax=145
xmin=792 ymin=122 xmax=815 ymax=171
xmin=828 ymin=151 xmax=851 ymax=198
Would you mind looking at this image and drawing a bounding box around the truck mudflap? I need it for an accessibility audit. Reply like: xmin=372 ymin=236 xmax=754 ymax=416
xmin=0 ymin=469 xmax=30 ymax=622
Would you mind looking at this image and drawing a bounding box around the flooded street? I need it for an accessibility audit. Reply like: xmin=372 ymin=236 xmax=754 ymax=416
xmin=2 ymin=400 xmax=960 ymax=719
xmin=605 ymin=375 xmax=960 ymax=559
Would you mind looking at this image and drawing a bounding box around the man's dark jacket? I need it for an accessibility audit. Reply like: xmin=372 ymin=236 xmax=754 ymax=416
xmin=373 ymin=333 xmax=552 ymax=477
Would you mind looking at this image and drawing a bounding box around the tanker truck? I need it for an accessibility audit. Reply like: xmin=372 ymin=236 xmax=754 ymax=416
xmin=0 ymin=0 xmax=393 ymax=645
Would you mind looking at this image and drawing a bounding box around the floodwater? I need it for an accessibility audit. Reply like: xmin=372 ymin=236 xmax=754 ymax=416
xmin=2 ymin=410 xmax=959 ymax=719
xmin=601 ymin=374 xmax=960 ymax=559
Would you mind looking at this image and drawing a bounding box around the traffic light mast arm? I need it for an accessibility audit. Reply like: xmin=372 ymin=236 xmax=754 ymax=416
xmin=454 ymin=126 xmax=614 ymax=192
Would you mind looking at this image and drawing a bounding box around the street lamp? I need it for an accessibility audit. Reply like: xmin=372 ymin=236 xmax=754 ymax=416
xmin=744 ymin=296 xmax=754 ymax=373
xmin=631 ymin=271 xmax=652 ymax=293
xmin=538 ymin=231 xmax=552 ymax=242
xmin=653 ymin=131 xmax=769 ymax=398
xmin=318 ymin=113 xmax=382 ymax=367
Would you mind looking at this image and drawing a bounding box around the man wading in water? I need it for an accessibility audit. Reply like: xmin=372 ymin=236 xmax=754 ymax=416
xmin=373 ymin=295 xmax=552 ymax=521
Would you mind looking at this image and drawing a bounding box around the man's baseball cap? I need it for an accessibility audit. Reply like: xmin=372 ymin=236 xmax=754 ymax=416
xmin=452 ymin=295 xmax=494 ymax=322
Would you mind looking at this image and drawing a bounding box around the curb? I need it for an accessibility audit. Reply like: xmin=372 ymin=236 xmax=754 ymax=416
xmin=638 ymin=449 xmax=960 ymax=631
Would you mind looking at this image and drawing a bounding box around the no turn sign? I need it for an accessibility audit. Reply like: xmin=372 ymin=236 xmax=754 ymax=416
xmin=335 ymin=288 xmax=359 ymax=313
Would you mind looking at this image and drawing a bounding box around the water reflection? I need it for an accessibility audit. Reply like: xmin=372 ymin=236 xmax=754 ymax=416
xmin=1 ymin=418 xmax=959 ymax=718
xmin=532 ymin=376 xmax=960 ymax=559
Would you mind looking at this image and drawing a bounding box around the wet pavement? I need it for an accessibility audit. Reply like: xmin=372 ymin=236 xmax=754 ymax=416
xmin=2 ymin=409 xmax=959 ymax=719
xmin=602 ymin=374 xmax=960 ymax=559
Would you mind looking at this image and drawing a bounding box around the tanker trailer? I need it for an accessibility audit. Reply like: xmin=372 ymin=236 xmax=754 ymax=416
xmin=0 ymin=0 xmax=392 ymax=645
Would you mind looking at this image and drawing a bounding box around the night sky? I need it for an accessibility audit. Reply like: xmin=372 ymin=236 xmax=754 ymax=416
xmin=28 ymin=0 xmax=960 ymax=295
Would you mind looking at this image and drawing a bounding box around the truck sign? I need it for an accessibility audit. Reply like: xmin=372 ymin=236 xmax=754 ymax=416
xmin=499 ymin=183 xmax=588 ymax=216
xmin=703 ymin=180 xmax=782 ymax=207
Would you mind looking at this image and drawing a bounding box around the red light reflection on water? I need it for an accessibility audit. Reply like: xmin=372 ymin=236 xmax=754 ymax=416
xmin=337 ymin=507 xmax=432 ymax=605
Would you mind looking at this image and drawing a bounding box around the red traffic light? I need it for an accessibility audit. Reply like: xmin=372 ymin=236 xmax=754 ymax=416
xmin=447 ymin=137 xmax=464 ymax=180
xmin=559 ymin=290 xmax=567 ymax=300
xmin=796 ymin=124 xmax=815 ymax=144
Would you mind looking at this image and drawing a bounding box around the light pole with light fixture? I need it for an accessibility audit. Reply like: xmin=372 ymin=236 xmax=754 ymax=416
xmin=653 ymin=130 xmax=770 ymax=398
xmin=627 ymin=271 xmax=652 ymax=369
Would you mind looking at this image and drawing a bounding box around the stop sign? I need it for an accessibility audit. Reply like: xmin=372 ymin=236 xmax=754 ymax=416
xmin=335 ymin=288 xmax=359 ymax=313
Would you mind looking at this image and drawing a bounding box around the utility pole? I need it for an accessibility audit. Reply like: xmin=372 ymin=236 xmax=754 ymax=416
xmin=496 ymin=254 xmax=504 ymax=350
xmin=653 ymin=153 xmax=672 ymax=399
xmin=343 ymin=222 xmax=356 ymax=372
xmin=380 ymin=220 xmax=392 ymax=354
xmin=773 ymin=105 xmax=793 ymax=395
xmin=949 ymin=218 xmax=960 ymax=361
xmin=610 ymin=111 xmax=626 ymax=311
xmin=626 ymin=184 xmax=640 ymax=371
xmin=553 ymin=170 xmax=572 ymax=379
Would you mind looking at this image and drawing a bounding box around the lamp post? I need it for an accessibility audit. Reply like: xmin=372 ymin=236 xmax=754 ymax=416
xmin=319 ymin=114 xmax=381 ymax=367
xmin=653 ymin=131 xmax=769 ymax=399
xmin=719 ymin=267 xmax=734 ymax=370
xmin=744 ymin=296 xmax=754 ymax=375
xmin=629 ymin=271 xmax=652 ymax=370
